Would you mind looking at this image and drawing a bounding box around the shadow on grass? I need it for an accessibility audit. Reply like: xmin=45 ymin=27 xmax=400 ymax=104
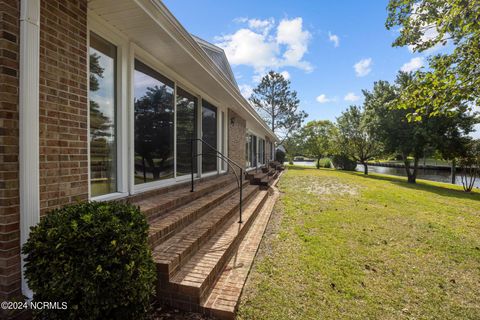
xmin=286 ymin=165 xmax=480 ymax=202
xmin=348 ymin=171 xmax=480 ymax=202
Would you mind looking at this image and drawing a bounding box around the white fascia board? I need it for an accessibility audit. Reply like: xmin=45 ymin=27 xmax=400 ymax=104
xmin=141 ymin=0 xmax=278 ymax=142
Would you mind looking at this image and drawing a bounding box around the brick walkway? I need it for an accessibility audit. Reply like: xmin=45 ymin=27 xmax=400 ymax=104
xmin=202 ymin=176 xmax=281 ymax=319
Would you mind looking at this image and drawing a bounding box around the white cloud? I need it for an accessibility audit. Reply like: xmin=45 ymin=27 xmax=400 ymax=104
xmin=239 ymin=84 xmax=254 ymax=98
xmin=354 ymin=58 xmax=372 ymax=77
xmin=328 ymin=32 xmax=339 ymax=47
xmin=316 ymin=94 xmax=336 ymax=104
xmin=216 ymin=28 xmax=279 ymax=73
xmin=233 ymin=17 xmax=248 ymax=23
xmin=344 ymin=92 xmax=360 ymax=102
xmin=400 ymin=57 xmax=424 ymax=72
xmin=248 ymin=18 xmax=275 ymax=34
xmin=216 ymin=17 xmax=313 ymax=75
xmin=276 ymin=18 xmax=313 ymax=72
xmin=280 ymin=70 xmax=290 ymax=80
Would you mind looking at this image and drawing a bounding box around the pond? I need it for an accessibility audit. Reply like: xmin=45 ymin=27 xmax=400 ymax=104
xmin=285 ymin=161 xmax=480 ymax=189
xmin=356 ymin=164 xmax=480 ymax=189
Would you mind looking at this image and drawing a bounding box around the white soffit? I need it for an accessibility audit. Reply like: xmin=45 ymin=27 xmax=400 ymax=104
xmin=88 ymin=0 xmax=278 ymax=142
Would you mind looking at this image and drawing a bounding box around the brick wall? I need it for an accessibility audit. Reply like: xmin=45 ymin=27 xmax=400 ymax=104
xmin=227 ymin=109 xmax=246 ymax=170
xmin=39 ymin=0 xmax=88 ymax=216
xmin=0 ymin=0 xmax=21 ymax=302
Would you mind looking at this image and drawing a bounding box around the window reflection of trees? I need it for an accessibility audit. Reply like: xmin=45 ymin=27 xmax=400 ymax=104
xmin=202 ymin=103 xmax=217 ymax=173
xmin=89 ymin=43 xmax=116 ymax=196
xmin=176 ymin=90 xmax=197 ymax=176
xmin=134 ymin=84 xmax=174 ymax=183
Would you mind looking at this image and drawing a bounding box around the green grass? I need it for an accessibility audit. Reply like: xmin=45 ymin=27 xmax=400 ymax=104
xmin=238 ymin=166 xmax=480 ymax=320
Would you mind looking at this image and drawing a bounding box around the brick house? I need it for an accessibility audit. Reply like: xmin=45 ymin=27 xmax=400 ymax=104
xmin=1 ymin=0 xmax=280 ymax=318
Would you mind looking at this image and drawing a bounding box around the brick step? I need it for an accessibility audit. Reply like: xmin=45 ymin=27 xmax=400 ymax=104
xmin=157 ymin=189 xmax=269 ymax=309
xmin=148 ymin=179 xmax=250 ymax=248
xmin=133 ymin=174 xmax=235 ymax=222
xmin=201 ymin=188 xmax=279 ymax=320
xmin=244 ymin=168 xmax=266 ymax=180
xmin=153 ymin=184 xmax=260 ymax=281
xmin=245 ymin=170 xmax=269 ymax=182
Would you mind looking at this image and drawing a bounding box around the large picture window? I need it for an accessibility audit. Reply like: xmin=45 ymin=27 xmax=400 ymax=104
xmin=176 ymin=87 xmax=197 ymax=177
xmin=89 ymin=32 xmax=117 ymax=197
xmin=202 ymin=100 xmax=217 ymax=173
xmin=134 ymin=59 xmax=175 ymax=184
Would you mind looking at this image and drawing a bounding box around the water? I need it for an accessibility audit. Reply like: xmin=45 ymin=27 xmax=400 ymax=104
xmin=285 ymin=161 xmax=479 ymax=189
xmin=356 ymin=164 xmax=480 ymax=189
xmin=287 ymin=160 xmax=316 ymax=167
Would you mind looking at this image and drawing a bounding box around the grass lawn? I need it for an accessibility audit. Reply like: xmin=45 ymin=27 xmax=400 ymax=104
xmin=238 ymin=166 xmax=480 ymax=320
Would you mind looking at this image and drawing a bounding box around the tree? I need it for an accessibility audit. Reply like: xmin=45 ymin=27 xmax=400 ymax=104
xmin=458 ymin=140 xmax=480 ymax=192
xmin=250 ymin=71 xmax=308 ymax=143
xmin=365 ymin=72 xmax=477 ymax=184
xmin=386 ymin=0 xmax=480 ymax=118
xmin=363 ymin=75 xmax=427 ymax=183
xmin=283 ymin=133 xmax=305 ymax=162
xmin=299 ymin=120 xmax=336 ymax=169
xmin=336 ymin=105 xmax=381 ymax=175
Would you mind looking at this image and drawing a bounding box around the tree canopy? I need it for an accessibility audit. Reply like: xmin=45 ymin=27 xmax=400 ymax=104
xmin=250 ymin=71 xmax=308 ymax=143
xmin=336 ymin=105 xmax=381 ymax=174
xmin=297 ymin=120 xmax=336 ymax=167
xmin=386 ymin=0 xmax=480 ymax=118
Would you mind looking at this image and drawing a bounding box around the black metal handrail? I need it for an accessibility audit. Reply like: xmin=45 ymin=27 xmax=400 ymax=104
xmin=190 ymin=139 xmax=244 ymax=223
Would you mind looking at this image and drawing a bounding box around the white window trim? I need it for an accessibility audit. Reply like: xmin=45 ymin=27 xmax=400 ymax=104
xmin=88 ymin=14 xmax=129 ymax=202
xmin=87 ymin=14 xmax=233 ymax=198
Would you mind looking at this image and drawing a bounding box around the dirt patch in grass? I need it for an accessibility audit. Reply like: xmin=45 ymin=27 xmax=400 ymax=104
xmin=291 ymin=175 xmax=360 ymax=196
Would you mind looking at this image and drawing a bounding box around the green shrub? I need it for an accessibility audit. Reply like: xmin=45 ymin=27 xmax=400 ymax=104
xmin=331 ymin=154 xmax=357 ymax=171
xmin=22 ymin=201 xmax=157 ymax=320
xmin=322 ymin=158 xmax=332 ymax=168
xmin=276 ymin=149 xmax=286 ymax=163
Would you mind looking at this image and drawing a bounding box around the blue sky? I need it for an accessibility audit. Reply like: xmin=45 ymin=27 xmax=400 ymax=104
xmin=163 ymin=0 xmax=477 ymax=135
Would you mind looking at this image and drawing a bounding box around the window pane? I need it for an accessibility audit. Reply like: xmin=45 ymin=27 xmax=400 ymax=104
xmin=202 ymin=101 xmax=217 ymax=173
xmin=176 ymin=87 xmax=197 ymax=177
xmin=134 ymin=60 xmax=174 ymax=184
xmin=89 ymin=33 xmax=117 ymax=197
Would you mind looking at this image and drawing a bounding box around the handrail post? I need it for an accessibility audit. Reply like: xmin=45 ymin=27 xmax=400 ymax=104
xmin=239 ymin=168 xmax=243 ymax=223
xmin=190 ymin=138 xmax=194 ymax=192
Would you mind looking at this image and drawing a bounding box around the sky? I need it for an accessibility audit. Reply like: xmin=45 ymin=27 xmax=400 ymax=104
xmin=162 ymin=0 xmax=479 ymax=137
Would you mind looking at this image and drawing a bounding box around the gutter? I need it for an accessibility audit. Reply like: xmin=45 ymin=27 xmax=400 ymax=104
xmin=19 ymin=0 xmax=41 ymax=298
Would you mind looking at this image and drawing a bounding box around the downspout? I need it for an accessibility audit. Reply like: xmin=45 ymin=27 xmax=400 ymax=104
xmin=19 ymin=0 xmax=41 ymax=299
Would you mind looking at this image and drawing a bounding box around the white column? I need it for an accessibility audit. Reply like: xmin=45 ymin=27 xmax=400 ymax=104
xmin=19 ymin=0 xmax=40 ymax=298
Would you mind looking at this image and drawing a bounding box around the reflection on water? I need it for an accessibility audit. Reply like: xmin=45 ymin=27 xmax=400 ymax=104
xmin=356 ymin=164 xmax=480 ymax=189
xmin=286 ymin=161 xmax=479 ymax=189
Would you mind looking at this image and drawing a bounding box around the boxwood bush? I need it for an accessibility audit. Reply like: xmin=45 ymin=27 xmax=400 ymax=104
xmin=22 ymin=201 xmax=156 ymax=320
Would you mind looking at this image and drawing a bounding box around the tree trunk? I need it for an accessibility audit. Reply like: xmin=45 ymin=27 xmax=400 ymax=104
xmin=407 ymin=157 xmax=419 ymax=184
xmin=362 ymin=161 xmax=368 ymax=175
xmin=404 ymin=158 xmax=415 ymax=183
xmin=316 ymin=156 xmax=321 ymax=169
xmin=451 ymin=159 xmax=456 ymax=184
